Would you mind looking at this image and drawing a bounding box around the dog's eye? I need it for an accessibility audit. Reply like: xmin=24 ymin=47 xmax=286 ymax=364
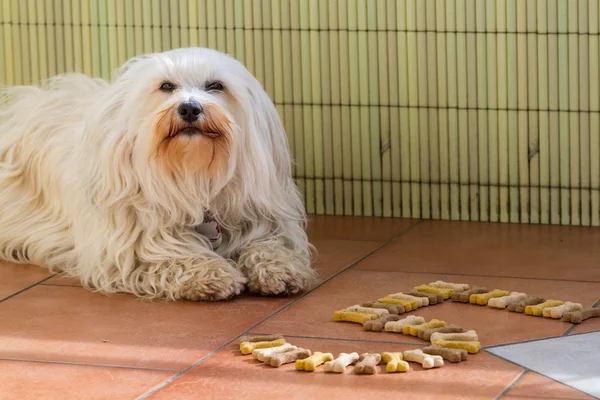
xmin=159 ymin=81 xmax=177 ymax=92
xmin=205 ymin=81 xmax=224 ymax=92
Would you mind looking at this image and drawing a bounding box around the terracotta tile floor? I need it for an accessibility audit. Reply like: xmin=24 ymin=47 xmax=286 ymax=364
xmin=0 ymin=217 xmax=598 ymax=400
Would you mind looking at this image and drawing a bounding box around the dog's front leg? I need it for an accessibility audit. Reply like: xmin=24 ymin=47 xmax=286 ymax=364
xmin=128 ymin=232 xmax=247 ymax=301
xmin=235 ymin=222 xmax=319 ymax=296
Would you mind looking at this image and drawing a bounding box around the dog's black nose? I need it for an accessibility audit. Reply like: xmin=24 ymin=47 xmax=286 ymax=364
xmin=177 ymin=101 xmax=203 ymax=123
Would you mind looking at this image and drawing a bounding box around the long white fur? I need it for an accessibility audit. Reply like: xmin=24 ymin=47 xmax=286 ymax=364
xmin=0 ymin=47 xmax=318 ymax=300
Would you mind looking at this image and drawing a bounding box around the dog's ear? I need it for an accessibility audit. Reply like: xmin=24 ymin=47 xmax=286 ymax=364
xmin=244 ymin=84 xmax=293 ymax=184
xmin=112 ymin=53 xmax=156 ymax=83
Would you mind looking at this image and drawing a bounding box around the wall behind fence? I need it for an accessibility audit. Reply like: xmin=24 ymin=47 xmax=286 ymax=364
xmin=1 ymin=0 xmax=599 ymax=225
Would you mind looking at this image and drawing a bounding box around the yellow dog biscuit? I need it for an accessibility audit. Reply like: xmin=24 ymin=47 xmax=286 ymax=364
xmin=333 ymin=309 xmax=379 ymax=324
xmin=403 ymin=319 xmax=447 ymax=336
xmin=430 ymin=330 xmax=481 ymax=354
xmin=469 ymin=289 xmax=510 ymax=305
xmin=414 ymin=285 xmax=453 ymax=299
xmin=240 ymin=338 xmax=286 ymax=355
xmin=378 ymin=297 xmax=418 ymax=311
xmin=382 ymin=352 xmax=410 ymax=373
xmin=430 ymin=339 xmax=481 ymax=354
xmin=525 ymin=300 xmax=564 ymax=316
xmin=388 ymin=292 xmax=429 ymax=307
xmin=295 ymin=352 xmax=333 ymax=371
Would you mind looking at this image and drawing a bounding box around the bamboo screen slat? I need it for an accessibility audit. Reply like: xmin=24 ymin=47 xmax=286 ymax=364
xmin=1 ymin=0 xmax=599 ymax=225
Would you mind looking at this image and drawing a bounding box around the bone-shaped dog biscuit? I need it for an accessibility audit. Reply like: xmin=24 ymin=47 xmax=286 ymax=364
xmin=384 ymin=315 xmax=426 ymax=333
xmin=252 ymin=343 xmax=297 ymax=361
xmin=240 ymin=338 xmax=286 ymax=355
xmin=414 ymin=285 xmax=453 ymax=299
xmin=418 ymin=324 xmax=464 ymax=341
xmin=324 ymin=352 xmax=360 ymax=373
xmin=430 ymin=330 xmax=479 ymax=342
xmin=430 ymin=339 xmax=481 ymax=354
xmin=403 ymin=349 xmax=443 ymax=369
xmin=451 ymin=286 xmax=489 ymax=302
xmin=428 ymin=281 xmax=470 ymax=292
xmin=403 ymin=319 xmax=446 ymax=336
xmin=469 ymin=289 xmax=510 ymax=305
xmin=563 ymin=308 xmax=600 ymax=323
xmin=362 ymin=301 xmax=405 ymax=314
xmin=333 ymin=309 xmax=379 ymax=324
xmin=507 ymin=296 xmax=545 ymax=313
xmin=346 ymin=304 xmax=389 ymax=317
xmin=239 ymin=334 xmax=284 ymax=344
xmin=363 ymin=314 xmax=401 ymax=332
xmin=542 ymin=302 xmax=582 ymax=319
xmin=430 ymin=330 xmax=481 ymax=354
xmin=388 ymin=292 xmax=429 ymax=307
xmin=378 ymin=297 xmax=418 ymax=311
xmin=525 ymin=300 xmax=564 ymax=316
xmin=266 ymin=348 xmax=312 ymax=367
xmin=487 ymin=292 xmax=528 ymax=309
xmin=353 ymin=353 xmax=382 ymax=374
xmin=422 ymin=346 xmax=468 ymax=363
xmin=295 ymin=352 xmax=333 ymax=371
xmin=407 ymin=291 xmax=443 ymax=305
xmin=381 ymin=352 xmax=410 ymax=373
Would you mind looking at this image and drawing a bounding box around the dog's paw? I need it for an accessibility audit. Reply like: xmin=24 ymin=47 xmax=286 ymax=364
xmin=177 ymin=259 xmax=247 ymax=301
xmin=238 ymin=245 xmax=319 ymax=296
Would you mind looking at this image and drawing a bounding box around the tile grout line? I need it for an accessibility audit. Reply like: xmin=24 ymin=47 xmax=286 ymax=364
xmin=38 ymin=283 xmax=82 ymax=288
xmin=486 ymin=350 xmax=596 ymax=399
xmin=495 ymin=369 xmax=527 ymax=400
xmin=0 ymin=274 xmax=58 ymax=303
xmin=484 ymin=330 xmax=600 ymax=351
xmin=135 ymin=220 xmax=424 ymax=400
xmin=0 ymin=358 xmax=178 ymax=373
xmin=356 ymin=269 xmax=600 ymax=284
xmin=276 ymin=334 xmax=424 ymax=346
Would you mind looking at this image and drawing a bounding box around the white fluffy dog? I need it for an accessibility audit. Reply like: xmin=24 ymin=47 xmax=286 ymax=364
xmin=0 ymin=47 xmax=318 ymax=301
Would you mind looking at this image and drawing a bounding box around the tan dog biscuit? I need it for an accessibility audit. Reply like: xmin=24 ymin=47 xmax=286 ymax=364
xmin=363 ymin=314 xmax=401 ymax=332
xmin=507 ymin=296 xmax=545 ymax=313
xmin=417 ymin=324 xmax=465 ymax=341
xmin=451 ymin=286 xmax=489 ymax=302
xmin=362 ymin=301 xmax=405 ymax=314
xmin=563 ymin=308 xmax=600 ymax=323
xmin=266 ymin=348 xmax=311 ymax=367
xmin=354 ymin=353 xmax=382 ymax=374
xmin=422 ymin=346 xmax=468 ymax=363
